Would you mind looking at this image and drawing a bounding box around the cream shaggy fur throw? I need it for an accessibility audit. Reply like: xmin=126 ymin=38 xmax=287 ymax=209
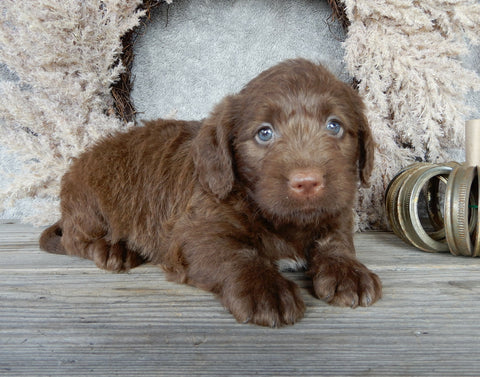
xmin=0 ymin=0 xmax=479 ymax=229
xmin=344 ymin=0 xmax=480 ymax=228
xmin=0 ymin=0 xmax=145 ymax=224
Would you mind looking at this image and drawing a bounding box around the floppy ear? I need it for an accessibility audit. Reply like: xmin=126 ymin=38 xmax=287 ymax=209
xmin=357 ymin=111 xmax=375 ymax=187
xmin=192 ymin=95 xmax=237 ymax=199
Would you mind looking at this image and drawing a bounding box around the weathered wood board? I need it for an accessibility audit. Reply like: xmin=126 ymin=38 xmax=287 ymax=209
xmin=1 ymin=220 xmax=480 ymax=376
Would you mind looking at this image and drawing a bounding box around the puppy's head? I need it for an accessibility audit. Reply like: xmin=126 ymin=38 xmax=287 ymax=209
xmin=193 ymin=59 xmax=374 ymax=225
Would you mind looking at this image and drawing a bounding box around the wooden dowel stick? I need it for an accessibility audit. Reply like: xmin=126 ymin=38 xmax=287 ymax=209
xmin=466 ymin=119 xmax=480 ymax=167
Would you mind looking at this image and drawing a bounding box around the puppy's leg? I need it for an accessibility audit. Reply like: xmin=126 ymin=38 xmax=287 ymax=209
xmin=59 ymin=217 xmax=146 ymax=272
xmin=180 ymin=233 xmax=305 ymax=327
xmin=88 ymin=238 xmax=146 ymax=272
xmin=308 ymin=232 xmax=382 ymax=308
xmin=220 ymin=252 xmax=305 ymax=327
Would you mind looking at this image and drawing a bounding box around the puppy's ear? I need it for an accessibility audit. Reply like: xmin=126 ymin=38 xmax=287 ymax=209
xmin=357 ymin=111 xmax=375 ymax=187
xmin=193 ymin=95 xmax=237 ymax=199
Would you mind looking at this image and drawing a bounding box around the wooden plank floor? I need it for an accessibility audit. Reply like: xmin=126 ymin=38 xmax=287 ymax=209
xmin=1 ymin=219 xmax=480 ymax=376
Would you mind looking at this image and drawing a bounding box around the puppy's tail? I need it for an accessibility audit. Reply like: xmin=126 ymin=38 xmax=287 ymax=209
xmin=39 ymin=221 xmax=67 ymax=255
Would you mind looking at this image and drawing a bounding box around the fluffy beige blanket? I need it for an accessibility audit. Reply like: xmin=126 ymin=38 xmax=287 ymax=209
xmin=0 ymin=0 xmax=144 ymax=224
xmin=1 ymin=0 xmax=479 ymax=229
xmin=344 ymin=0 xmax=480 ymax=228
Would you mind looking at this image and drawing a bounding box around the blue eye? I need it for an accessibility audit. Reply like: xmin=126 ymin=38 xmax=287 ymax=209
xmin=256 ymin=123 xmax=275 ymax=144
xmin=326 ymin=119 xmax=344 ymax=137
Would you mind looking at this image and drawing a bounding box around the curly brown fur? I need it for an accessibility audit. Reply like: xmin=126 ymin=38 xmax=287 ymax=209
xmin=40 ymin=59 xmax=381 ymax=327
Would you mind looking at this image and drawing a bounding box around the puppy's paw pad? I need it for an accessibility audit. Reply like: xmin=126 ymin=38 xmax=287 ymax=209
xmin=312 ymin=258 xmax=382 ymax=308
xmin=224 ymin=275 xmax=305 ymax=327
xmin=91 ymin=240 xmax=145 ymax=272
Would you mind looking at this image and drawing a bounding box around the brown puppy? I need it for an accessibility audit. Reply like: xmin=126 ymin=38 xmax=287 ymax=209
xmin=40 ymin=59 xmax=381 ymax=327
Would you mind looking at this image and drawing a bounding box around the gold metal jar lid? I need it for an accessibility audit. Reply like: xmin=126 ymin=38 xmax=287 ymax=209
xmin=385 ymin=120 xmax=480 ymax=257
xmin=444 ymin=165 xmax=479 ymax=257
xmin=394 ymin=164 xmax=453 ymax=252
xmin=385 ymin=162 xmax=478 ymax=256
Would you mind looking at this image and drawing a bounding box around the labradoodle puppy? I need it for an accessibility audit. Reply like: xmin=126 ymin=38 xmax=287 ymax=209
xmin=40 ymin=58 xmax=381 ymax=327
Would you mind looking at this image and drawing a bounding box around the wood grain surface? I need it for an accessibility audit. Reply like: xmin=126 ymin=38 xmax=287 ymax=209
xmin=1 ymin=220 xmax=480 ymax=376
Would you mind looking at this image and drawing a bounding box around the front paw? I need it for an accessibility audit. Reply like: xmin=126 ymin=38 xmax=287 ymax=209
xmin=222 ymin=272 xmax=305 ymax=327
xmin=312 ymin=256 xmax=382 ymax=308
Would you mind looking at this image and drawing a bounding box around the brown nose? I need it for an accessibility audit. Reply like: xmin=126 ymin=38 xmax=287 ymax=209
xmin=288 ymin=170 xmax=325 ymax=198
